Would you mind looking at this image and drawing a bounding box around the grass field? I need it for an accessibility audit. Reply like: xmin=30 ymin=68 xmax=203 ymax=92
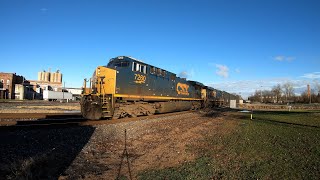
xmin=138 ymin=110 xmax=320 ymax=179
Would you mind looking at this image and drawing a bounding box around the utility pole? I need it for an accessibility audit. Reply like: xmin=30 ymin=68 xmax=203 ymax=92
xmin=63 ymin=81 xmax=65 ymax=101
xmin=260 ymin=86 xmax=263 ymax=103
xmin=7 ymin=84 xmax=10 ymax=99
xmin=308 ymin=84 xmax=311 ymax=104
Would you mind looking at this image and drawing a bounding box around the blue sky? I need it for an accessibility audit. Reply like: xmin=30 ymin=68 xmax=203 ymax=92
xmin=1 ymin=0 xmax=320 ymax=98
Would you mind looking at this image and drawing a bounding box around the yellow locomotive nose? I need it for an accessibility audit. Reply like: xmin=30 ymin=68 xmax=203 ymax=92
xmin=81 ymin=66 xmax=117 ymax=120
xmin=95 ymin=66 xmax=116 ymax=95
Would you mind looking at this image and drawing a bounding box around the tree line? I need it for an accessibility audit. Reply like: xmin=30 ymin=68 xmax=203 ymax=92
xmin=248 ymin=82 xmax=320 ymax=103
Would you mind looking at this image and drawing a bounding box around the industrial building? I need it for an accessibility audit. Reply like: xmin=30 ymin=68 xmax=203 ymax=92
xmin=31 ymin=69 xmax=63 ymax=91
xmin=0 ymin=72 xmax=25 ymax=99
xmin=10 ymin=69 xmax=63 ymax=100
xmin=65 ymin=87 xmax=83 ymax=101
xmin=1 ymin=69 xmax=81 ymax=101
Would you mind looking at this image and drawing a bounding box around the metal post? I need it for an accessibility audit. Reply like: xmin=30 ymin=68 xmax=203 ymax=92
xmin=83 ymin=78 xmax=87 ymax=93
xmin=7 ymin=85 xmax=10 ymax=99
xmin=63 ymin=82 xmax=65 ymax=101
xmin=310 ymin=94 xmax=312 ymax=104
xmin=308 ymin=84 xmax=311 ymax=104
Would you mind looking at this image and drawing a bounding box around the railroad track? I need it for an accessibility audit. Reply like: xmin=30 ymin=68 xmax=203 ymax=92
xmin=0 ymin=111 xmax=196 ymax=127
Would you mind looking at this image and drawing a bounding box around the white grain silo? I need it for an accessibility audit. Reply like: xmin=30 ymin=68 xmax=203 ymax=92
xmin=57 ymin=72 xmax=62 ymax=83
xmin=41 ymin=71 xmax=45 ymax=81
xmin=52 ymin=73 xmax=56 ymax=82
xmin=50 ymin=72 xmax=55 ymax=82
xmin=48 ymin=68 xmax=51 ymax=82
xmin=44 ymin=72 xmax=50 ymax=82
xmin=38 ymin=72 xmax=42 ymax=81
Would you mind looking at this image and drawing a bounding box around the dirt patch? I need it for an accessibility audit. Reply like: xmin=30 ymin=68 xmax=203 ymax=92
xmin=61 ymin=111 xmax=230 ymax=179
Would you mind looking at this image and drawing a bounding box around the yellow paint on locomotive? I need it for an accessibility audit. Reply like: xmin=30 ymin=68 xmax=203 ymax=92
xmin=83 ymin=88 xmax=91 ymax=94
xmin=95 ymin=66 xmax=116 ymax=95
xmin=211 ymin=91 xmax=217 ymax=98
xmin=176 ymin=82 xmax=189 ymax=96
xmin=114 ymin=94 xmax=201 ymax=101
xmin=201 ymin=88 xmax=207 ymax=99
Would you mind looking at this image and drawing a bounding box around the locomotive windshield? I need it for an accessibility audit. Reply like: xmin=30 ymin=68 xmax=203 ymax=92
xmin=107 ymin=60 xmax=130 ymax=69
xmin=114 ymin=61 xmax=130 ymax=67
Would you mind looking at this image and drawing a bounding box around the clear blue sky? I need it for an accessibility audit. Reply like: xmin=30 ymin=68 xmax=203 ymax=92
xmin=1 ymin=0 xmax=320 ymax=98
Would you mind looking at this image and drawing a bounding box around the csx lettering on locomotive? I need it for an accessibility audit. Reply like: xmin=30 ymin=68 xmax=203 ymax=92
xmin=176 ymin=82 xmax=189 ymax=96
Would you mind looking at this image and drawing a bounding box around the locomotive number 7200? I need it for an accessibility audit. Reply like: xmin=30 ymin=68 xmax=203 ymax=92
xmin=134 ymin=74 xmax=146 ymax=84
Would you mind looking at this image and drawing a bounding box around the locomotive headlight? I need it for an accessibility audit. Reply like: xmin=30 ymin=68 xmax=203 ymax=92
xmin=97 ymin=69 xmax=100 ymax=75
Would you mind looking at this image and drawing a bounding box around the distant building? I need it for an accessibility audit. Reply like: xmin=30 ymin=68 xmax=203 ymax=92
xmin=15 ymin=83 xmax=43 ymax=100
xmin=65 ymin=87 xmax=83 ymax=101
xmin=38 ymin=69 xmax=62 ymax=83
xmin=261 ymin=96 xmax=278 ymax=103
xmin=43 ymin=84 xmax=73 ymax=101
xmin=29 ymin=69 xmax=63 ymax=92
xmin=21 ymin=69 xmax=64 ymax=100
xmin=0 ymin=72 xmax=25 ymax=99
xmin=28 ymin=80 xmax=62 ymax=92
xmin=2 ymin=70 xmax=80 ymax=101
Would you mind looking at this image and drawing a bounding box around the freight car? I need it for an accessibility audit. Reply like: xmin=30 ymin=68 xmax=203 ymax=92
xmin=81 ymin=56 xmax=230 ymax=120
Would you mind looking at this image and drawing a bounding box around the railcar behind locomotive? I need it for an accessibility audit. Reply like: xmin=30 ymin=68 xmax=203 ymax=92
xmin=81 ymin=56 xmax=228 ymax=120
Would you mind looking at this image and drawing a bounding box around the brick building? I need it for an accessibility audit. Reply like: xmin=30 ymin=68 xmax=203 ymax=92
xmin=0 ymin=73 xmax=25 ymax=99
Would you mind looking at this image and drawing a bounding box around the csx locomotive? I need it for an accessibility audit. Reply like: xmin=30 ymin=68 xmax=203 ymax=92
xmin=81 ymin=56 xmax=235 ymax=120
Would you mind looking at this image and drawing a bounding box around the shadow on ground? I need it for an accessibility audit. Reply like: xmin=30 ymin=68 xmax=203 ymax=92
xmin=0 ymin=124 xmax=95 ymax=179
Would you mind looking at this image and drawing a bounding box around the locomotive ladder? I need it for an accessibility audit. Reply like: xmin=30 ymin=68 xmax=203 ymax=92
xmin=101 ymin=94 xmax=113 ymax=118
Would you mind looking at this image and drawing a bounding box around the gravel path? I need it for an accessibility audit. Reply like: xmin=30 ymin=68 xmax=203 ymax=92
xmin=0 ymin=101 xmax=80 ymax=113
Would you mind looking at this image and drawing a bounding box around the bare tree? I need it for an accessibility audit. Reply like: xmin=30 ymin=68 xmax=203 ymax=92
xmin=248 ymin=90 xmax=261 ymax=102
xmin=315 ymin=81 xmax=320 ymax=103
xmin=261 ymin=90 xmax=274 ymax=103
xmin=282 ymin=82 xmax=294 ymax=102
xmin=314 ymin=80 xmax=320 ymax=95
xmin=272 ymin=84 xmax=282 ymax=103
xmin=298 ymin=90 xmax=309 ymax=103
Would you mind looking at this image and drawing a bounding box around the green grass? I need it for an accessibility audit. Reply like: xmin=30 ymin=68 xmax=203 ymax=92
xmin=138 ymin=157 xmax=213 ymax=180
xmin=253 ymin=110 xmax=320 ymax=127
xmin=138 ymin=111 xmax=320 ymax=179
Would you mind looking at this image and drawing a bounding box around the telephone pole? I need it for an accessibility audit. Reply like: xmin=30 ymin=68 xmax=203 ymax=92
xmin=63 ymin=81 xmax=65 ymax=100
xmin=307 ymin=84 xmax=311 ymax=104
